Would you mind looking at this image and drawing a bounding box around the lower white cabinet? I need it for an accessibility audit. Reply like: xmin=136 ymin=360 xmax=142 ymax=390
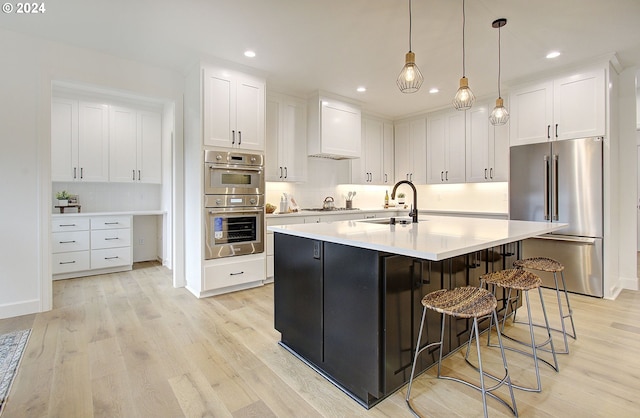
xmin=203 ymin=254 xmax=266 ymax=293
xmin=52 ymin=215 xmax=132 ymax=280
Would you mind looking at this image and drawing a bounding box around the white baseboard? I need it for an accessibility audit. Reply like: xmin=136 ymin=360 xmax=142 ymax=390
xmin=0 ymin=298 xmax=41 ymax=320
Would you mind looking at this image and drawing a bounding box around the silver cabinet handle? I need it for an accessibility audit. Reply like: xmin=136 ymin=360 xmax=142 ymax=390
xmin=547 ymin=125 xmax=551 ymax=139
xmin=440 ymin=171 xmax=444 ymax=181
xmin=555 ymin=123 xmax=559 ymax=138
xmin=543 ymin=155 xmax=550 ymax=220
xmin=59 ymin=224 xmax=76 ymax=227
xmin=409 ymin=173 xmax=413 ymax=182
xmin=104 ymin=222 xmax=119 ymax=225
xmin=59 ymin=261 xmax=76 ymax=265
xmin=384 ymin=173 xmax=388 ymax=183
xmin=104 ymin=237 xmax=119 ymax=241
xmin=133 ymin=169 xmax=136 ymax=181
xmin=284 ymin=167 xmax=288 ymax=179
xmin=59 ymin=240 xmax=76 ymax=244
xmin=80 ymin=167 xmax=84 ymax=179
xmin=490 ymin=168 xmax=494 ymax=179
xmin=445 ymin=171 xmax=448 ymax=181
xmin=230 ymin=271 xmax=245 ymax=276
xmin=238 ymin=131 xmax=242 ymax=145
xmin=73 ymin=167 xmax=77 ymax=179
xmin=138 ymin=170 xmax=141 ymax=181
xmin=104 ymin=256 xmax=119 ymax=260
xmin=231 ymin=130 xmax=236 ymax=144
xmin=279 ymin=167 xmax=283 ymax=178
xmin=484 ymin=168 xmax=488 ymax=179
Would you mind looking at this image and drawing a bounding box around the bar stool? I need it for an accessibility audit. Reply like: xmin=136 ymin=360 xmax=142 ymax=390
xmin=480 ymin=269 xmax=558 ymax=392
xmin=406 ymin=286 xmax=518 ymax=418
xmin=513 ymin=257 xmax=576 ymax=354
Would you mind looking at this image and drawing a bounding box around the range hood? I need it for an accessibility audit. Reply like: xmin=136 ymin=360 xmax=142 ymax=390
xmin=307 ymin=93 xmax=361 ymax=160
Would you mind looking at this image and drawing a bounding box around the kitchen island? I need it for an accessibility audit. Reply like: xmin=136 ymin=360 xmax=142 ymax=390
xmin=269 ymin=215 xmax=567 ymax=408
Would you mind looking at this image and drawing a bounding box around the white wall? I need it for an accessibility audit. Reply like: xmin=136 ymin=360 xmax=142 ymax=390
xmin=0 ymin=28 xmax=184 ymax=319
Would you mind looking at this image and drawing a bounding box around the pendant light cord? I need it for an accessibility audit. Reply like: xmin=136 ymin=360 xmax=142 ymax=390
xmin=462 ymin=0 xmax=466 ymax=77
xmin=408 ymin=0 xmax=413 ymax=52
xmin=497 ymin=24 xmax=502 ymax=97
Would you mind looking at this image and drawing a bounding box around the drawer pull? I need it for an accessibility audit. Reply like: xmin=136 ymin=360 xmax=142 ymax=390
xmin=59 ymin=240 xmax=76 ymax=244
xmin=104 ymin=222 xmax=120 ymax=225
xmin=59 ymin=261 xmax=76 ymax=265
xmin=229 ymin=271 xmax=245 ymax=276
xmin=104 ymin=256 xmax=119 ymax=260
xmin=59 ymin=224 xmax=77 ymax=227
xmin=104 ymin=237 xmax=119 ymax=240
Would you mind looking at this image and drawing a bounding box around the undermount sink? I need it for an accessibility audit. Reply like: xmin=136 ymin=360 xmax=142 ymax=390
xmin=361 ymin=217 xmax=424 ymax=225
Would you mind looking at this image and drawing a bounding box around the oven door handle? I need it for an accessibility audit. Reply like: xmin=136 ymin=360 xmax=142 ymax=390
xmin=208 ymin=164 xmax=263 ymax=172
xmin=208 ymin=208 xmax=264 ymax=215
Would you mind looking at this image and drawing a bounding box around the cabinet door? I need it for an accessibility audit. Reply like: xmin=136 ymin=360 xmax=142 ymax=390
xmin=235 ymin=73 xmax=265 ymax=150
xmin=363 ymin=118 xmax=384 ymax=184
xmin=109 ymin=106 xmax=138 ymax=183
xmin=394 ymin=122 xmax=411 ymax=182
xmin=78 ymin=102 xmax=109 ymax=182
xmin=509 ymin=81 xmax=553 ymax=145
xmin=553 ymin=69 xmax=605 ymax=140
xmin=446 ymin=112 xmax=466 ymax=183
xmin=490 ymin=122 xmax=509 ymax=181
xmin=265 ymin=96 xmax=281 ymax=181
xmin=382 ymin=123 xmax=394 ymax=185
xmin=137 ymin=110 xmax=162 ymax=183
xmin=409 ymin=118 xmax=427 ymax=184
xmin=426 ymin=115 xmax=446 ymax=183
xmin=466 ymin=105 xmax=490 ymax=182
xmin=280 ymin=98 xmax=307 ymax=182
xmin=203 ymin=68 xmax=234 ymax=148
xmin=51 ymin=98 xmax=78 ymax=182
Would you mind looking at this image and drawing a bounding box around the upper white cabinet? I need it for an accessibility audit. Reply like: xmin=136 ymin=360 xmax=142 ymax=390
xmin=394 ymin=118 xmax=426 ymax=184
xmin=308 ymin=94 xmax=361 ymax=159
xmin=426 ymin=109 xmax=465 ymax=184
xmin=203 ymin=66 xmax=265 ymax=151
xmin=352 ymin=117 xmax=394 ymax=184
xmin=52 ymin=98 xmax=108 ymax=182
xmin=266 ymin=92 xmax=307 ymax=182
xmin=509 ymin=68 xmax=605 ymax=145
xmin=466 ymin=102 xmax=509 ymax=182
xmin=109 ymin=106 xmax=162 ymax=183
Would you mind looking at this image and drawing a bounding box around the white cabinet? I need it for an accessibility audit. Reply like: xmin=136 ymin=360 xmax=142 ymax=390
xmin=466 ymin=103 xmax=509 ymax=182
xmin=52 ymin=215 xmax=132 ymax=280
xmin=509 ymin=68 xmax=605 ymax=145
xmin=308 ymin=94 xmax=361 ymax=159
xmin=266 ymin=92 xmax=307 ymax=182
xmin=352 ymin=117 xmax=394 ymax=184
xmin=394 ymin=118 xmax=426 ymax=183
xmin=109 ymin=107 xmax=162 ymax=183
xmin=426 ymin=110 xmax=466 ymax=184
xmin=203 ymin=66 xmax=265 ymax=150
xmin=51 ymin=99 xmax=109 ymax=182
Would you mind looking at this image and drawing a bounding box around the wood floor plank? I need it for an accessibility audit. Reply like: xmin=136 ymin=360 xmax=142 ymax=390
xmin=1 ymin=261 xmax=640 ymax=417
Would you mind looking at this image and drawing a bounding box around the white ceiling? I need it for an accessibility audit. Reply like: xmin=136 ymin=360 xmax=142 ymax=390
xmin=2 ymin=0 xmax=640 ymax=118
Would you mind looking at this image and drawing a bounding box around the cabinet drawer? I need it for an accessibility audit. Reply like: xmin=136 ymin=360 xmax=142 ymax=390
xmin=91 ymin=247 xmax=132 ymax=269
xmin=52 ymin=251 xmax=90 ymax=274
xmin=52 ymin=231 xmax=90 ymax=253
xmin=91 ymin=216 xmax=132 ymax=230
xmin=204 ymin=256 xmax=265 ymax=290
xmin=52 ymin=217 xmax=90 ymax=232
xmin=91 ymin=228 xmax=131 ymax=249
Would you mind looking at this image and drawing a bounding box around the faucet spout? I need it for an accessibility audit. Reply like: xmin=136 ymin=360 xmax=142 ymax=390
xmin=391 ymin=180 xmax=418 ymax=223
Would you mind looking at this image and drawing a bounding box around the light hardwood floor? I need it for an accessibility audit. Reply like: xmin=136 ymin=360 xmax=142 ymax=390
xmin=1 ymin=262 xmax=639 ymax=417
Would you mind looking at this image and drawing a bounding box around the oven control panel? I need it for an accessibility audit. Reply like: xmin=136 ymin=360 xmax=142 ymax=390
xmin=204 ymin=194 xmax=264 ymax=208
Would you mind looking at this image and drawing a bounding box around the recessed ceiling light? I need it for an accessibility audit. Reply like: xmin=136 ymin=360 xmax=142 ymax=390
xmin=546 ymin=51 xmax=561 ymax=59
xmin=429 ymin=88 xmax=439 ymax=94
xmin=244 ymin=50 xmax=256 ymax=58
xmin=357 ymin=86 xmax=366 ymax=93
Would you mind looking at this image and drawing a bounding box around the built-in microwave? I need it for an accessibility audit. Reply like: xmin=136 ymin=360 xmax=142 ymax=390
xmin=204 ymin=150 xmax=264 ymax=195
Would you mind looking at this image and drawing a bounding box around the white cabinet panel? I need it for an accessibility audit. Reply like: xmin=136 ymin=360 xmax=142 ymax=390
xmin=394 ymin=118 xmax=426 ymax=183
xmin=51 ymin=230 xmax=90 ymax=253
xmin=52 ymin=217 xmax=90 ymax=232
xmin=308 ymin=95 xmax=361 ymax=159
xmin=91 ymin=228 xmax=131 ymax=250
xmin=78 ymin=102 xmax=109 ymax=182
xmin=266 ymin=93 xmax=307 ymax=182
xmin=91 ymin=247 xmax=132 ymax=269
xmin=51 ymin=98 xmax=78 ymax=182
xmin=466 ymin=102 xmax=509 ymax=183
xmin=203 ymin=255 xmax=265 ymax=290
xmin=426 ymin=110 xmax=465 ymax=184
xmin=91 ymin=216 xmax=132 ymax=230
xmin=52 ymin=251 xmax=90 ymax=274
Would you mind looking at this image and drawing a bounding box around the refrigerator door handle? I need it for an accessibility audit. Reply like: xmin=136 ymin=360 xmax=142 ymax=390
xmin=534 ymin=234 xmax=596 ymax=245
xmin=544 ymin=155 xmax=550 ymax=220
xmin=553 ymin=154 xmax=559 ymax=220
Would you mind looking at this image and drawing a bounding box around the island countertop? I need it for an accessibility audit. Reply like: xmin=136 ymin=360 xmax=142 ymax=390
xmin=268 ymin=215 xmax=568 ymax=261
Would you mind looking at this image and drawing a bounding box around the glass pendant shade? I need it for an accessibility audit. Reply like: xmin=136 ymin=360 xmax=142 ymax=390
xmin=489 ymin=97 xmax=510 ymax=125
xmin=453 ymin=77 xmax=475 ymax=110
xmin=397 ymin=51 xmax=424 ymax=93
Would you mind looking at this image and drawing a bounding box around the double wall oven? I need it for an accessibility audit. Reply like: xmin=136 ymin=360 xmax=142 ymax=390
xmin=204 ymin=150 xmax=265 ymax=260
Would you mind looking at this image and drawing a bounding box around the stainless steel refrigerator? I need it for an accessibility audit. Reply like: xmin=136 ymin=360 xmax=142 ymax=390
xmin=509 ymin=137 xmax=604 ymax=297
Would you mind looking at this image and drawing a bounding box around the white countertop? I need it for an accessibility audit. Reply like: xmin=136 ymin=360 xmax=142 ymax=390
xmin=52 ymin=210 xmax=165 ymax=218
xmin=268 ymin=215 xmax=567 ymax=261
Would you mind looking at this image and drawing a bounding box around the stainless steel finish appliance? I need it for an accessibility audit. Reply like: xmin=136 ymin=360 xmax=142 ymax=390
xmin=204 ymin=150 xmax=265 ymax=260
xmin=509 ymin=137 xmax=604 ymax=297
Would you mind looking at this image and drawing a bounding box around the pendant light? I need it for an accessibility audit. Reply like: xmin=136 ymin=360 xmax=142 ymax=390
xmin=397 ymin=0 xmax=424 ymax=93
xmin=453 ymin=0 xmax=475 ymax=110
xmin=489 ymin=18 xmax=509 ymax=125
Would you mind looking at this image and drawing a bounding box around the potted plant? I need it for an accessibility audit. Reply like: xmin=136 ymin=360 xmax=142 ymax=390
xmin=397 ymin=192 xmax=406 ymax=205
xmin=56 ymin=190 xmax=70 ymax=206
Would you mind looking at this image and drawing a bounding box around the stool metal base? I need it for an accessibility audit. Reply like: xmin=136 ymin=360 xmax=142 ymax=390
xmin=406 ymin=307 xmax=518 ymax=418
